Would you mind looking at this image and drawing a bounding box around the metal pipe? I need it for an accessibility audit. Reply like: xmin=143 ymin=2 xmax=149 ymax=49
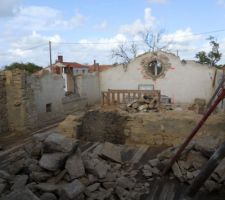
xmin=206 ymin=74 xmax=225 ymax=109
xmin=162 ymin=89 xmax=225 ymax=175
xmin=186 ymin=140 xmax=225 ymax=197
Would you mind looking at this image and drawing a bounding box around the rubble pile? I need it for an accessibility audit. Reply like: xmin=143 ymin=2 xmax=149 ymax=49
xmin=0 ymin=133 xmax=149 ymax=200
xmin=141 ymin=136 xmax=225 ymax=192
xmin=188 ymin=98 xmax=206 ymax=114
xmin=126 ymin=95 xmax=159 ymax=113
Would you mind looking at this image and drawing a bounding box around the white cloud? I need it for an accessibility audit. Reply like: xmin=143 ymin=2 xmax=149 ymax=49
xmin=162 ymin=28 xmax=202 ymax=44
xmin=119 ymin=7 xmax=156 ymax=36
xmin=217 ymin=0 xmax=225 ymax=7
xmin=77 ymin=34 xmax=127 ymax=51
xmin=94 ymin=20 xmax=108 ymax=30
xmin=147 ymin=0 xmax=167 ymax=4
xmin=56 ymin=10 xmax=86 ymax=28
xmin=6 ymin=6 xmax=86 ymax=32
xmin=144 ymin=8 xmax=156 ymax=28
xmin=219 ymin=39 xmax=225 ymax=63
xmin=0 ymin=0 xmax=21 ymax=17
xmin=7 ymin=32 xmax=63 ymax=65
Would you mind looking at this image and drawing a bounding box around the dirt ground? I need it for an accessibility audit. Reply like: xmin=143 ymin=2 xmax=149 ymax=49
xmin=1 ymin=105 xmax=225 ymax=151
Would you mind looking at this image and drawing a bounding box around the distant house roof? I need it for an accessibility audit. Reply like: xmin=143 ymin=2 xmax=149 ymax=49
xmin=88 ymin=64 xmax=112 ymax=72
xmin=59 ymin=62 xmax=89 ymax=69
xmin=52 ymin=55 xmax=112 ymax=73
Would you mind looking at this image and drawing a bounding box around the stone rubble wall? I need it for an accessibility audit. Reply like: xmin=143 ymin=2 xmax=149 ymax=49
xmin=0 ymin=69 xmax=88 ymax=135
xmin=0 ymin=71 xmax=8 ymax=133
xmin=4 ymin=69 xmax=38 ymax=133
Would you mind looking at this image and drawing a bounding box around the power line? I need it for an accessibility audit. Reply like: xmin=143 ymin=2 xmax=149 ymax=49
xmin=21 ymin=43 xmax=48 ymax=50
xmin=52 ymin=28 xmax=225 ymax=45
xmin=0 ymin=28 xmax=225 ymax=56
xmin=0 ymin=43 xmax=48 ymax=56
xmin=192 ymin=29 xmax=225 ymax=36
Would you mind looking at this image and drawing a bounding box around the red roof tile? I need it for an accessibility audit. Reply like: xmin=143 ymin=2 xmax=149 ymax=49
xmin=88 ymin=64 xmax=112 ymax=72
xmin=61 ymin=62 xmax=89 ymax=69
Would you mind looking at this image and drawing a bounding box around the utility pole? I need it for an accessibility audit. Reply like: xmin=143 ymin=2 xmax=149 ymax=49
xmin=49 ymin=41 xmax=52 ymax=67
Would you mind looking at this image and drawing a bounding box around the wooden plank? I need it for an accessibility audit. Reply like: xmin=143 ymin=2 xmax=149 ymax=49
xmin=112 ymin=91 xmax=115 ymax=105
xmin=138 ymin=91 xmax=142 ymax=99
xmin=104 ymin=89 xmax=160 ymax=105
xmin=122 ymin=92 xmax=125 ymax=103
xmin=107 ymin=92 xmax=110 ymax=105
xmin=117 ymin=92 xmax=120 ymax=104
xmin=101 ymin=92 xmax=104 ymax=105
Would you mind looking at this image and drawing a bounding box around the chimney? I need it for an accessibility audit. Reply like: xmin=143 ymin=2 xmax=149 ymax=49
xmin=58 ymin=55 xmax=63 ymax=63
xmin=94 ymin=59 xmax=96 ymax=66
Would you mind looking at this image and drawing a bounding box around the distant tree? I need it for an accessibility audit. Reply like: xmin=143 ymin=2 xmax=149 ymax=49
xmin=4 ymin=62 xmax=43 ymax=73
xmin=195 ymin=36 xmax=222 ymax=66
xmin=141 ymin=29 xmax=171 ymax=53
xmin=111 ymin=42 xmax=138 ymax=70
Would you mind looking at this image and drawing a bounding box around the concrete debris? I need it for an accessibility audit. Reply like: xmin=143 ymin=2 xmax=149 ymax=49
xmin=2 ymin=188 xmax=40 ymax=200
xmin=35 ymin=183 xmax=60 ymax=193
xmin=11 ymin=175 xmax=28 ymax=190
xmin=126 ymin=95 xmax=159 ymax=113
xmin=1 ymin=130 xmax=224 ymax=199
xmin=94 ymin=160 xmax=109 ymax=179
xmin=99 ymin=142 xmax=122 ymax=163
xmin=194 ymin=136 xmax=221 ymax=157
xmin=188 ymin=98 xmax=206 ymax=114
xmin=39 ymin=152 xmax=68 ymax=171
xmin=65 ymin=148 xmax=85 ymax=179
xmin=43 ymin=133 xmax=78 ymax=153
xmin=204 ymin=180 xmax=221 ymax=192
xmin=139 ymin=140 xmax=225 ymax=193
xmin=171 ymin=162 xmax=183 ymax=181
xmin=60 ymin=179 xmax=85 ymax=199
xmin=0 ymin=132 xmax=151 ymax=200
xmin=40 ymin=193 xmax=57 ymax=200
xmin=30 ymin=171 xmax=53 ymax=182
xmin=0 ymin=183 xmax=7 ymax=194
xmin=86 ymin=183 xmax=100 ymax=192
xmin=0 ymin=170 xmax=12 ymax=181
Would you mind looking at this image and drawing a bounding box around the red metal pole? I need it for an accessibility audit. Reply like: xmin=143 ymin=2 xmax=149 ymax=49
xmin=163 ymin=89 xmax=225 ymax=175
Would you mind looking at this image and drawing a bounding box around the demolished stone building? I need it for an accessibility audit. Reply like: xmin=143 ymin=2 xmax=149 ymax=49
xmin=0 ymin=69 xmax=87 ymax=134
xmin=76 ymin=51 xmax=224 ymax=107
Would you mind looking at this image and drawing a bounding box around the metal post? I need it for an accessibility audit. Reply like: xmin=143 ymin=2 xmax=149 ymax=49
xmin=49 ymin=41 xmax=52 ymax=67
xmin=186 ymin=140 xmax=225 ymax=197
xmin=206 ymin=75 xmax=225 ymax=109
xmin=163 ymin=89 xmax=225 ymax=175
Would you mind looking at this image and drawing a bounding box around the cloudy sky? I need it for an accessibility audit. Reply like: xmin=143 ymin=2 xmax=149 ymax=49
xmin=0 ymin=0 xmax=225 ymax=67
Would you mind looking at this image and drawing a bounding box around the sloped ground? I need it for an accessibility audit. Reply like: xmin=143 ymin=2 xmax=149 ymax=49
xmin=1 ymin=108 xmax=225 ymax=199
xmin=1 ymin=131 xmax=225 ymax=200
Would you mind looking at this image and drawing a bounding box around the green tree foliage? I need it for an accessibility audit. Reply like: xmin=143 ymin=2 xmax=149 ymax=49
xmin=4 ymin=62 xmax=43 ymax=73
xmin=195 ymin=36 xmax=222 ymax=66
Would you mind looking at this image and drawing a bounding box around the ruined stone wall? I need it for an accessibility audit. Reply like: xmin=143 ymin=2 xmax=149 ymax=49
xmin=0 ymin=71 xmax=8 ymax=133
xmin=5 ymin=69 xmax=38 ymax=133
xmin=76 ymin=73 xmax=101 ymax=105
xmin=100 ymin=52 xmax=215 ymax=104
xmin=31 ymin=71 xmax=65 ymax=128
xmin=0 ymin=69 xmax=88 ymax=134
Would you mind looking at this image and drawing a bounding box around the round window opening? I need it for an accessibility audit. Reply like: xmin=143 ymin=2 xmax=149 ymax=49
xmin=147 ymin=60 xmax=163 ymax=77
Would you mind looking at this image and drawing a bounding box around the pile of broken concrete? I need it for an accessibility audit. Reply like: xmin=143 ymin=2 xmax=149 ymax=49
xmin=126 ymin=96 xmax=159 ymax=113
xmin=141 ymin=136 xmax=225 ymax=192
xmin=0 ymin=133 xmax=149 ymax=200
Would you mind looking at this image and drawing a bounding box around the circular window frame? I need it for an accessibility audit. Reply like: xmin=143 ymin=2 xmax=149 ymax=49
xmin=146 ymin=59 xmax=164 ymax=78
xmin=141 ymin=54 xmax=170 ymax=80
